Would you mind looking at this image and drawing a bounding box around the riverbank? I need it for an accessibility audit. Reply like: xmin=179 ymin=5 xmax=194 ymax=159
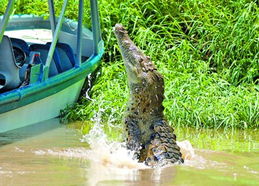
xmin=61 ymin=0 xmax=258 ymax=129
xmin=1 ymin=0 xmax=258 ymax=129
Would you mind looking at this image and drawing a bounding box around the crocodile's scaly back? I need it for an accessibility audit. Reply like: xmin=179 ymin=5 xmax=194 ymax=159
xmin=114 ymin=24 xmax=183 ymax=166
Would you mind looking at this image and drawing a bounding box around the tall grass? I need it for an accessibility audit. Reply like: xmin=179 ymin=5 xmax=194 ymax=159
xmin=1 ymin=0 xmax=258 ymax=129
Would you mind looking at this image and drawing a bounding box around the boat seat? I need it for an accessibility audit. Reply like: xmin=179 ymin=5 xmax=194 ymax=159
xmin=46 ymin=42 xmax=75 ymax=72
xmin=9 ymin=38 xmax=31 ymax=81
xmin=10 ymin=38 xmax=30 ymax=57
xmin=29 ymin=44 xmax=62 ymax=77
xmin=0 ymin=35 xmax=21 ymax=90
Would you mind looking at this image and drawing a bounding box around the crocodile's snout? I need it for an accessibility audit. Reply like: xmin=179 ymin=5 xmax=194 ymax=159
xmin=114 ymin=24 xmax=184 ymax=167
xmin=114 ymin=24 xmax=145 ymax=84
xmin=114 ymin=23 xmax=128 ymax=34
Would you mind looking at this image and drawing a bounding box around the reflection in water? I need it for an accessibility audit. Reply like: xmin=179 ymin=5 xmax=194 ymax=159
xmin=0 ymin=118 xmax=258 ymax=185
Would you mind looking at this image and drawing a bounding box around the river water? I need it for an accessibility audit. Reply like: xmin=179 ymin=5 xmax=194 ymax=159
xmin=0 ymin=118 xmax=258 ymax=186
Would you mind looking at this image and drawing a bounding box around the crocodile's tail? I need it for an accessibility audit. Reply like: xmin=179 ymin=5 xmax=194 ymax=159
xmin=143 ymin=121 xmax=184 ymax=166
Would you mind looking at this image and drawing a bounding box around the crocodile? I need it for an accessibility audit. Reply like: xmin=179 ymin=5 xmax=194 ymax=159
xmin=114 ymin=24 xmax=184 ymax=167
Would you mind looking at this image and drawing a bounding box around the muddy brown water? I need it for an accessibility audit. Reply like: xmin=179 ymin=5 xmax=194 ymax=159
xmin=0 ymin=119 xmax=258 ymax=186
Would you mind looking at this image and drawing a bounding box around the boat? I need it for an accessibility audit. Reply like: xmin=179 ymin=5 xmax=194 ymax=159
xmin=0 ymin=0 xmax=104 ymax=133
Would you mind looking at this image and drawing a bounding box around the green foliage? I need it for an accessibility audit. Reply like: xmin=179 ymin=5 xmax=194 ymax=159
xmin=98 ymin=0 xmax=259 ymax=84
xmin=0 ymin=0 xmax=258 ymax=129
xmin=64 ymin=0 xmax=258 ymax=129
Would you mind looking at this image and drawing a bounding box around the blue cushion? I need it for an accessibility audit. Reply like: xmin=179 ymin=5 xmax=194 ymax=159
xmin=46 ymin=42 xmax=75 ymax=72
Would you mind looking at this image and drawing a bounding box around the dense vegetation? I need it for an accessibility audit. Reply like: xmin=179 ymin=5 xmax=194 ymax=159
xmin=1 ymin=0 xmax=258 ymax=129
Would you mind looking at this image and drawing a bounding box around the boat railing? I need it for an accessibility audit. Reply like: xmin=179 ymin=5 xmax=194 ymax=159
xmin=0 ymin=0 xmax=15 ymax=43
xmin=43 ymin=0 xmax=68 ymax=81
xmin=0 ymin=0 xmax=102 ymax=87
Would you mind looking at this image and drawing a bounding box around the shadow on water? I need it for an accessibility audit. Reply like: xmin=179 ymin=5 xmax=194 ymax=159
xmin=0 ymin=119 xmax=61 ymax=146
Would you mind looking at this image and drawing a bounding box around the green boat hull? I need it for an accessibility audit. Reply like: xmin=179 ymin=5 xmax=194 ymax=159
xmin=0 ymin=79 xmax=84 ymax=132
xmin=0 ymin=10 xmax=104 ymax=133
xmin=0 ymin=53 xmax=103 ymax=133
xmin=0 ymin=48 xmax=103 ymax=133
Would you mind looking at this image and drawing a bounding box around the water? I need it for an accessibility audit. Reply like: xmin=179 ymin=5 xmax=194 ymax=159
xmin=0 ymin=119 xmax=258 ymax=186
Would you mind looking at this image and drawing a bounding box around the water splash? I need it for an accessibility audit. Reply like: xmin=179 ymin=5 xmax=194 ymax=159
xmin=32 ymin=119 xmax=217 ymax=170
xmin=81 ymin=121 xmax=147 ymax=169
xmin=33 ymin=109 xmax=216 ymax=170
xmin=32 ymin=124 xmax=219 ymax=186
xmin=34 ymin=111 xmax=147 ymax=169
xmin=177 ymin=140 xmax=226 ymax=169
xmin=84 ymin=73 xmax=94 ymax=101
xmin=32 ymin=110 xmax=225 ymax=173
xmin=28 ymin=115 xmax=234 ymax=185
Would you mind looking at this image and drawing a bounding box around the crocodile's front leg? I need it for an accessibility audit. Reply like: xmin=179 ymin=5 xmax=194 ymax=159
xmin=125 ymin=116 xmax=142 ymax=154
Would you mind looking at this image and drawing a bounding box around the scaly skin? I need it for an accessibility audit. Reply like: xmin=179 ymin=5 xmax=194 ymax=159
xmin=114 ymin=24 xmax=184 ymax=167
